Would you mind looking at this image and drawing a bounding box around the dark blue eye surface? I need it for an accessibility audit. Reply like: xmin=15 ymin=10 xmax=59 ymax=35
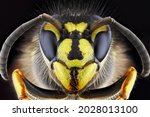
xmin=40 ymin=30 xmax=57 ymax=61
xmin=94 ymin=31 xmax=112 ymax=61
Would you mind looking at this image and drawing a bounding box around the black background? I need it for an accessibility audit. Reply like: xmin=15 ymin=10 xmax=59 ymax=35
xmin=0 ymin=0 xmax=150 ymax=100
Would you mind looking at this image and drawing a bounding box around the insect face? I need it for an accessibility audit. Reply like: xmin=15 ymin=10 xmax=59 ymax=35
xmin=1 ymin=12 xmax=149 ymax=100
xmin=39 ymin=16 xmax=111 ymax=94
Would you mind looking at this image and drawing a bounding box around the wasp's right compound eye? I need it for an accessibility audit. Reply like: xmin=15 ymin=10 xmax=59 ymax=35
xmin=40 ymin=30 xmax=57 ymax=60
xmin=39 ymin=23 xmax=60 ymax=61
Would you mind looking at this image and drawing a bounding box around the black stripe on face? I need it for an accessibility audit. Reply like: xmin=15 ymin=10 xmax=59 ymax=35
xmin=68 ymin=30 xmax=83 ymax=60
xmin=70 ymin=67 xmax=78 ymax=94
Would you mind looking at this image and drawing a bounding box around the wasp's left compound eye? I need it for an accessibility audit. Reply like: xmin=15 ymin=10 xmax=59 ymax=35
xmin=91 ymin=25 xmax=112 ymax=62
xmin=94 ymin=31 xmax=112 ymax=61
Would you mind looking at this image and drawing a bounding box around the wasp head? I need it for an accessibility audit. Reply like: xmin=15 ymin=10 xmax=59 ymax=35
xmin=39 ymin=15 xmax=112 ymax=94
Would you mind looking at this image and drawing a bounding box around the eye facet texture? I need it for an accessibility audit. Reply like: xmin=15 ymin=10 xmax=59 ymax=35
xmin=94 ymin=31 xmax=112 ymax=61
xmin=40 ymin=30 xmax=57 ymax=61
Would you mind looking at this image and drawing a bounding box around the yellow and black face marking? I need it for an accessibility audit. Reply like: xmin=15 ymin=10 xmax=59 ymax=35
xmin=39 ymin=21 xmax=111 ymax=93
xmin=57 ymin=22 xmax=94 ymax=68
xmin=1 ymin=11 xmax=149 ymax=100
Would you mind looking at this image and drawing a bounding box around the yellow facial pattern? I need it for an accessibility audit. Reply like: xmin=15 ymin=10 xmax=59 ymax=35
xmin=43 ymin=22 xmax=108 ymax=92
xmin=57 ymin=38 xmax=94 ymax=68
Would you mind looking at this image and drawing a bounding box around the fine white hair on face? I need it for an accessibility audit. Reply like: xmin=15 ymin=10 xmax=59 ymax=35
xmin=89 ymin=27 xmax=135 ymax=90
xmin=12 ymin=25 xmax=136 ymax=92
xmin=11 ymin=25 xmax=61 ymax=90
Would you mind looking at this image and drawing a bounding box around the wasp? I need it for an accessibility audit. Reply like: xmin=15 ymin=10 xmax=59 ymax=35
xmin=0 ymin=0 xmax=150 ymax=100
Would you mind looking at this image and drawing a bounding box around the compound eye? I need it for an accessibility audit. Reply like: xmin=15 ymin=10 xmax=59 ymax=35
xmin=40 ymin=30 xmax=57 ymax=60
xmin=94 ymin=31 xmax=111 ymax=61
xmin=39 ymin=23 xmax=60 ymax=61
